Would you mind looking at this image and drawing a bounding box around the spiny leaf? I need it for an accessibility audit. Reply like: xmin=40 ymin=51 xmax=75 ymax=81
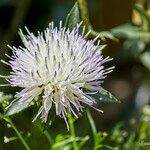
xmin=93 ymin=88 xmax=119 ymax=103
xmin=64 ymin=2 xmax=80 ymax=30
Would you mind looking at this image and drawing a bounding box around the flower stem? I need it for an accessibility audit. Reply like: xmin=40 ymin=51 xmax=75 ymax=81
xmin=77 ymin=0 xmax=92 ymax=30
xmin=77 ymin=0 xmax=117 ymax=41
xmin=68 ymin=112 xmax=78 ymax=150
xmin=37 ymin=123 xmax=54 ymax=145
xmin=77 ymin=0 xmax=103 ymax=38
xmin=10 ymin=119 xmax=30 ymax=150
xmin=86 ymin=109 xmax=97 ymax=150
xmin=0 ymin=113 xmax=30 ymax=150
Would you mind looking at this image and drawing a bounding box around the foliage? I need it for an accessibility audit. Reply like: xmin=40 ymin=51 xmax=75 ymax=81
xmin=1 ymin=93 xmax=150 ymax=149
xmin=111 ymin=0 xmax=150 ymax=70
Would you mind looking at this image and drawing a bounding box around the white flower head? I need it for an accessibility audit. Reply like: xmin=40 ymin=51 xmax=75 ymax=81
xmin=3 ymin=21 xmax=114 ymax=129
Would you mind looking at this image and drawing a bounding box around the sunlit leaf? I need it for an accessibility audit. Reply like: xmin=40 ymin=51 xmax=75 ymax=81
xmin=5 ymin=98 xmax=32 ymax=116
xmin=64 ymin=2 xmax=80 ymax=30
xmin=78 ymin=136 xmax=89 ymax=149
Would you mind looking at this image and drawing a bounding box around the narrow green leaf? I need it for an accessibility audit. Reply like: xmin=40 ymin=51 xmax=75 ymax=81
xmin=5 ymin=98 xmax=32 ymax=116
xmin=93 ymin=88 xmax=119 ymax=103
xmin=98 ymin=145 xmax=113 ymax=150
xmin=86 ymin=109 xmax=97 ymax=136
xmin=78 ymin=136 xmax=89 ymax=149
xmin=52 ymin=137 xmax=82 ymax=149
xmin=64 ymin=2 xmax=80 ymax=30
xmin=99 ymin=31 xmax=118 ymax=41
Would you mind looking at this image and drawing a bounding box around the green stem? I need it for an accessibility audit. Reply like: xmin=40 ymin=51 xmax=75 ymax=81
xmin=8 ymin=118 xmax=31 ymax=150
xmin=44 ymin=130 xmax=53 ymax=144
xmin=86 ymin=109 xmax=97 ymax=150
xmin=77 ymin=0 xmax=92 ymax=29
xmin=38 ymin=123 xmax=53 ymax=145
xmin=68 ymin=112 xmax=78 ymax=150
xmin=135 ymin=121 xmax=148 ymax=149
xmin=0 ymin=113 xmax=30 ymax=150
xmin=77 ymin=0 xmax=117 ymax=41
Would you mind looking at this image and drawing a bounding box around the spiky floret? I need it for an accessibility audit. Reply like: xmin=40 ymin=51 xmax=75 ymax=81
xmin=1 ymin=21 xmax=114 ymax=129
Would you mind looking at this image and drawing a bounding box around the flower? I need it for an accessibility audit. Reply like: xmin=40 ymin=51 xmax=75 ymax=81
xmin=2 ymin=21 xmax=114 ymax=129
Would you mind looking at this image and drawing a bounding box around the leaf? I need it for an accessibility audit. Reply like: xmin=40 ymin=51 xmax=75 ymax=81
xmin=92 ymin=88 xmax=119 ymax=103
xmin=78 ymin=136 xmax=89 ymax=149
xmin=119 ymin=39 xmax=146 ymax=59
xmin=5 ymin=98 xmax=32 ymax=116
xmin=90 ymin=30 xmax=118 ymax=41
xmin=86 ymin=109 xmax=97 ymax=136
xmin=111 ymin=24 xmax=150 ymax=40
xmin=140 ymin=52 xmax=150 ymax=70
xmin=99 ymin=31 xmax=118 ymax=41
xmin=64 ymin=2 xmax=80 ymax=30
xmin=52 ymin=137 xmax=75 ymax=149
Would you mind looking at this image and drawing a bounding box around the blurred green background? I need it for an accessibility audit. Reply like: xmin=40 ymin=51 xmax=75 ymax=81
xmin=0 ymin=0 xmax=150 ymax=149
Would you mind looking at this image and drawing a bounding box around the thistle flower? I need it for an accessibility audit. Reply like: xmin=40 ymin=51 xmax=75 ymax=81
xmin=1 ymin=21 xmax=114 ymax=129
